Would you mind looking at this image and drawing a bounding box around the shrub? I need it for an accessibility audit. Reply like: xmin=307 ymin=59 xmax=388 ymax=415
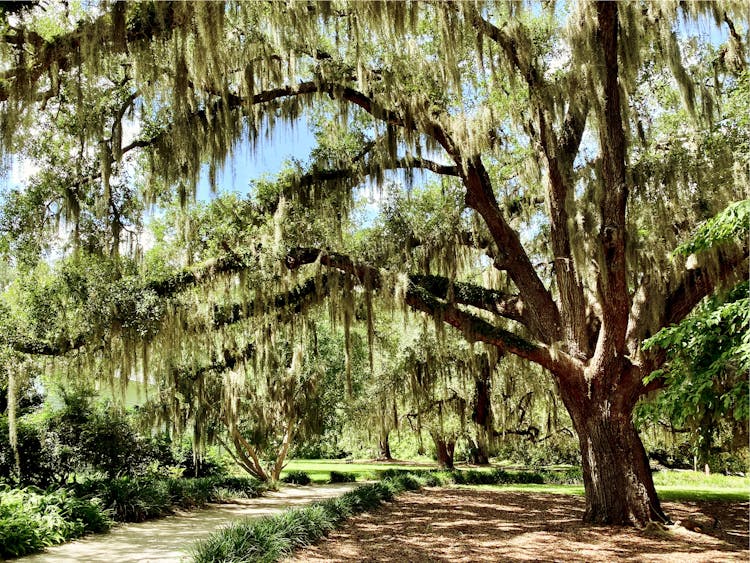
xmin=539 ymin=467 xmax=584 ymax=485
xmin=69 ymin=475 xmax=266 ymax=522
xmin=282 ymin=471 xmax=312 ymax=485
xmin=174 ymin=443 xmax=228 ymax=478
xmin=328 ymin=471 xmax=356 ymax=483
xmin=0 ymin=416 xmax=59 ymax=487
xmin=0 ymin=486 xmax=112 ymax=559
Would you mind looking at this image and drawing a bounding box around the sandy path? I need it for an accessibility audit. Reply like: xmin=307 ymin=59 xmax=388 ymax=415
xmin=16 ymin=483 xmax=358 ymax=563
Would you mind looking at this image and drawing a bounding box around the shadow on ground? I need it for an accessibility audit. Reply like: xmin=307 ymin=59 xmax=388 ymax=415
xmin=290 ymin=488 xmax=749 ymax=563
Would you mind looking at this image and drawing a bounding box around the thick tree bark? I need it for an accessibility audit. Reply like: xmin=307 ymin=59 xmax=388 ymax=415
xmin=378 ymin=430 xmax=392 ymax=460
xmin=432 ymin=435 xmax=456 ymax=469
xmin=559 ymin=369 xmax=668 ymax=526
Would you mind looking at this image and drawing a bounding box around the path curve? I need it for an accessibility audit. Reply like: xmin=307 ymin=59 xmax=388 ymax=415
xmin=16 ymin=483 xmax=358 ymax=563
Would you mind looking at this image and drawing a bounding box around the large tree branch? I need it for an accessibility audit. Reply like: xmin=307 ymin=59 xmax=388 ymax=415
xmin=663 ymin=251 xmax=748 ymax=328
xmin=537 ymin=105 xmax=589 ymax=357
xmin=409 ymin=274 xmax=524 ymax=325
xmin=592 ymin=3 xmax=630 ymax=373
xmin=462 ymin=155 xmax=561 ymax=343
xmin=0 ymin=3 xmax=181 ymax=103
xmin=457 ymin=2 xmax=588 ymax=352
xmin=284 ymin=247 xmax=580 ymax=375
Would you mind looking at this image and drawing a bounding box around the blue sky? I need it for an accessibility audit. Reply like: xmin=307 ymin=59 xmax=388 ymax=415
xmin=196 ymin=116 xmax=317 ymax=201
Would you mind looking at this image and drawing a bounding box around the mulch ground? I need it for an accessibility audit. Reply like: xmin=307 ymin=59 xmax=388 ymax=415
xmin=289 ymin=488 xmax=749 ymax=562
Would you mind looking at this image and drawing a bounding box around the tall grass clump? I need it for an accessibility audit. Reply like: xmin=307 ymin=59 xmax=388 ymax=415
xmin=190 ymin=474 xmax=427 ymax=563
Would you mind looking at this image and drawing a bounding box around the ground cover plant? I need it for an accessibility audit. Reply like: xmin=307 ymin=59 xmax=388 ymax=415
xmin=189 ymin=473 xmax=429 ymax=563
xmin=0 ymin=475 xmax=266 ymax=559
xmin=0 ymin=486 xmax=112 ymax=559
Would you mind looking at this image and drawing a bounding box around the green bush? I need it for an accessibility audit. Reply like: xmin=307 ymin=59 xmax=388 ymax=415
xmin=0 ymin=486 xmax=112 ymax=559
xmin=69 ymin=475 xmax=266 ymax=522
xmin=282 ymin=470 xmax=312 ymax=486
xmin=328 ymin=471 xmax=356 ymax=483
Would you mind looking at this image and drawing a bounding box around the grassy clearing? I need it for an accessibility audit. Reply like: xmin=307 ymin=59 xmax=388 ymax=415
xmin=282 ymin=459 xmax=431 ymax=482
xmin=282 ymin=461 xmax=749 ymax=503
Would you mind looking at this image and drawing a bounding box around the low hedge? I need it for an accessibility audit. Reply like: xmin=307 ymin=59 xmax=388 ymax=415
xmin=379 ymin=467 xmax=583 ymax=486
xmin=190 ymin=474 xmax=426 ymax=563
xmin=328 ymin=471 xmax=356 ymax=483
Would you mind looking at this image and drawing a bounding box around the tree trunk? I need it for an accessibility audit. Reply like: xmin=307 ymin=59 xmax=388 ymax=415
xmin=471 ymin=359 xmax=493 ymax=465
xmin=469 ymin=438 xmax=490 ymax=465
xmin=378 ymin=430 xmax=392 ymax=460
xmin=433 ymin=435 xmax=455 ymax=469
xmin=270 ymin=421 xmax=294 ymax=481
xmin=565 ymin=392 xmax=667 ymax=526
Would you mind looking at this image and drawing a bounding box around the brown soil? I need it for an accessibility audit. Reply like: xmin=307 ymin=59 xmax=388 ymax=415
xmin=289 ymin=488 xmax=749 ymax=562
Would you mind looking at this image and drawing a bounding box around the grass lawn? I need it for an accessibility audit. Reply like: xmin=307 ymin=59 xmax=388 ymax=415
xmin=457 ymin=470 xmax=749 ymax=502
xmin=282 ymin=460 xmax=750 ymax=502
xmin=282 ymin=458 xmax=433 ymax=482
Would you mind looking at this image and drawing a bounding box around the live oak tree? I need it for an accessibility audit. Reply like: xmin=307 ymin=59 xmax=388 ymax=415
xmin=1 ymin=1 xmax=748 ymax=525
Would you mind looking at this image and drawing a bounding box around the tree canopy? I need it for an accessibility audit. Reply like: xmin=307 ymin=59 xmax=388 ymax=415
xmin=0 ymin=1 xmax=747 ymax=526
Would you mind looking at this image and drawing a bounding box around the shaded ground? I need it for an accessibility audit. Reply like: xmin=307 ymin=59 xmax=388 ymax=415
xmin=290 ymin=488 xmax=749 ymax=562
xmin=16 ymin=483 xmax=357 ymax=563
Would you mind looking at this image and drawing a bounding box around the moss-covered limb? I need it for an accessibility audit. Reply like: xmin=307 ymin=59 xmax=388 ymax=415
xmin=212 ymin=275 xmax=330 ymax=327
xmin=462 ymin=155 xmax=562 ymax=344
xmin=627 ymin=250 xmax=749 ymax=355
xmin=0 ymin=2 xmax=182 ymax=103
xmin=297 ymin=156 xmax=459 ymax=187
xmin=286 ymin=247 xmax=528 ymax=327
xmin=284 ymin=247 xmax=563 ymax=371
xmin=403 ymin=283 xmax=557 ymax=371
xmin=409 ymin=274 xmax=524 ymax=324
xmin=4 ymin=333 xmax=89 ymax=356
xmin=591 ymin=2 xmax=630 ymax=372
xmin=145 ymin=253 xmax=253 ymax=297
xmin=169 ymin=342 xmax=256 ymax=384
xmin=663 ymin=251 xmax=748 ymax=329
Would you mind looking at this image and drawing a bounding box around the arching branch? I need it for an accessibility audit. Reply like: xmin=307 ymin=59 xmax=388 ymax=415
xmin=284 ymin=247 xmax=579 ymax=374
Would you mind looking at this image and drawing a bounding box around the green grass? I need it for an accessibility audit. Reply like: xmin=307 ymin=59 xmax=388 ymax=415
xmin=282 ymin=459 xmax=433 ymax=483
xmin=653 ymin=470 xmax=750 ymax=502
xmin=282 ymin=460 xmax=750 ymax=503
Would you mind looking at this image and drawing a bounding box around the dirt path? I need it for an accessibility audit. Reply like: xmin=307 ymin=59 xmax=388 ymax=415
xmin=290 ymin=488 xmax=749 ymax=562
xmin=17 ymin=483 xmax=357 ymax=563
